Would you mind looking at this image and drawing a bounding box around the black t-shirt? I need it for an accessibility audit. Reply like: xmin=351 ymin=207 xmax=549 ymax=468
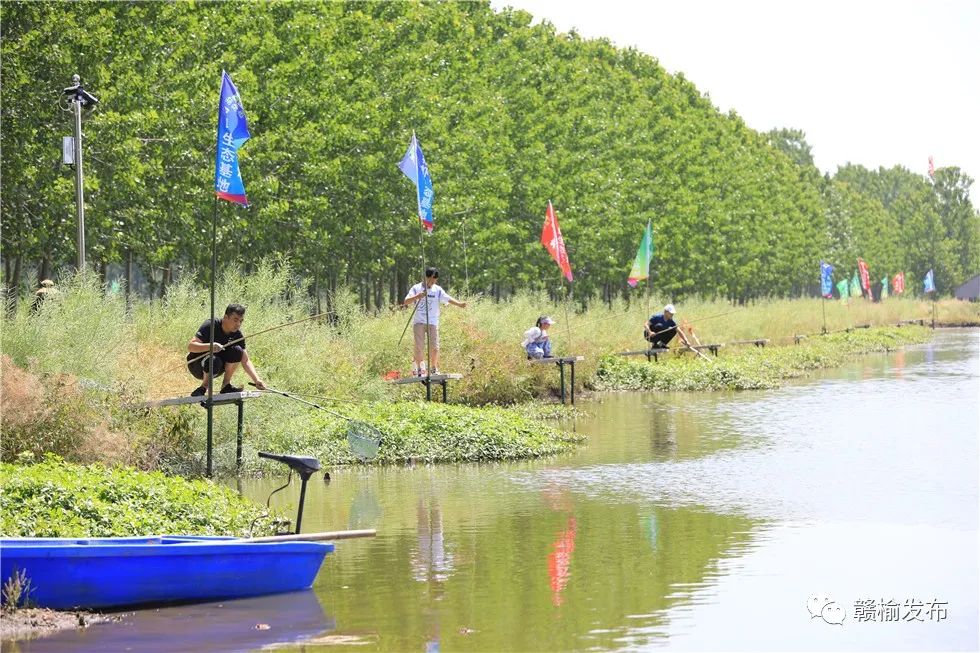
xmin=186 ymin=318 xmax=245 ymax=361
xmin=646 ymin=313 xmax=678 ymax=344
xmin=648 ymin=313 xmax=676 ymax=334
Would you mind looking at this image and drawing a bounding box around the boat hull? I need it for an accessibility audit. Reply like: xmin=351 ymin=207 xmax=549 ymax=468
xmin=0 ymin=536 xmax=334 ymax=610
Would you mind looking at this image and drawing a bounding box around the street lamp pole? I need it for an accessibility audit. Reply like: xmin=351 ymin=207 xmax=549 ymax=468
xmin=63 ymin=74 xmax=97 ymax=270
xmin=72 ymin=83 xmax=86 ymax=270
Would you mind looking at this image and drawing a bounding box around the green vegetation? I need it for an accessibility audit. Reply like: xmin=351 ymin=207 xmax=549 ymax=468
xmin=593 ymin=326 xmax=932 ymax=391
xmin=0 ymin=455 xmax=280 ymax=537
xmin=2 ymin=1 xmax=976 ymax=303
xmin=2 ymin=267 xmax=965 ymax=475
xmin=241 ymin=401 xmax=583 ymax=474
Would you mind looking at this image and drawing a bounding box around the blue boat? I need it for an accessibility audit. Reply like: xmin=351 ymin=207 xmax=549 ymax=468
xmin=0 ymin=535 xmax=334 ymax=610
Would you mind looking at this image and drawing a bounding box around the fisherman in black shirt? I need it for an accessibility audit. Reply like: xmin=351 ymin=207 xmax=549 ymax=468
xmin=643 ymin=304 xmax=691 ymax=349
xmin=187 ymin=303 xmax=267 ymax=396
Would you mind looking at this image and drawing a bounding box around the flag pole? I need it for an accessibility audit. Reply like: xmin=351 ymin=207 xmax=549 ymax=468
xmin=414 ymin=132 xmax=432 ymax=380
xmin=821 ymin=295 xmax=827 ymax=334
xmin=206 ymin=195 xmax=217 ymax=478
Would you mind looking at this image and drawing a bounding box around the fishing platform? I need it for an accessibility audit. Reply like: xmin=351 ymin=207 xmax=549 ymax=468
xmin=389 ymin=373 xmax=463 ymax=402
xmin=728 ymin=338 xmax=770 ymax=347
xmin=682 ymin=343 xmax=723 ymax=356
xmin=139 ymin=391 xmax=263 ymax=476
xmin=528 ymin=356 xmax=584 ymax=404
xmin=616 ymin=347 xmax=671 ymax=362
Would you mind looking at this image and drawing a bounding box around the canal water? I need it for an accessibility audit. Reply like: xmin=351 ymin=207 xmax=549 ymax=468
xmin=15 ymin=330 xmax=978 ymax=652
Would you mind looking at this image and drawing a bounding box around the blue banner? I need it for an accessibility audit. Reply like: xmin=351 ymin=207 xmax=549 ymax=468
xmin=214 ymin=70 xmax=250 ymax=205
xmin=397 ymin=133 xmax=434 ymax=232
xmin=923 ymin=269 xmax=935 ymax=293
xmin=820 ymin=261 xmax=834 ymax=298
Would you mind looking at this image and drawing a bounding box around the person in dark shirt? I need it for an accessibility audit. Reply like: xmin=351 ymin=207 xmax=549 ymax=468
xmin=643 ymin=304 xmax=691 ymax=349
xmin=186 ymin=303 xmax=267 ymax=396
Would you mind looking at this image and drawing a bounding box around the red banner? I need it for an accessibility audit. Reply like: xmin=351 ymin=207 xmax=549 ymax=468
xmin=541 ymin=201 xmax=573 ymax=282
xmin=857 ymin=258 xmax=871 ymax=295
xmin=892 ymin=272 xmax=905 ymax=294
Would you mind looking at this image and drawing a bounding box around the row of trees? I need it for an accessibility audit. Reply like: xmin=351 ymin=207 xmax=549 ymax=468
xmin=2 ymin=1 xmax=977 ymax=305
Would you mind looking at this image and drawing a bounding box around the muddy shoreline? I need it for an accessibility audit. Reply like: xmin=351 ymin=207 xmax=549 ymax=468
xmin=0 ymin=608 xmax=117 ymax=643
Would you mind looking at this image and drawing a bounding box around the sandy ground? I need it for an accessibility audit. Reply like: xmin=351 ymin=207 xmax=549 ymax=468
xmin=0 ymin=608 xmax=116 ymax=642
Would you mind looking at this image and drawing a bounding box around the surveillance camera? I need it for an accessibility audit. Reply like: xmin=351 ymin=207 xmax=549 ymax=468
xmin=62 ymin=83 xmax=98 ymax=107
xmin=77 ymin=88 xmax=99 ymax=106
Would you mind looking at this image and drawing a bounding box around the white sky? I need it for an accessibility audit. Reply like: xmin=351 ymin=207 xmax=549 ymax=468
xmin=491 ymin=0 xmax=980 ymax=183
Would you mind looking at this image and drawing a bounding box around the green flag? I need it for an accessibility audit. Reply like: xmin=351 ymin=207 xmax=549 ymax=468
xmin=836 ymin=278 xmax=849 ymax=301
xmin=850 ymin=271 xmax=862 ymax=297
xmin=627 ymin=220 xmax=654 ymax=288
xmin=881 ymin=276 xmax=888 ymax=299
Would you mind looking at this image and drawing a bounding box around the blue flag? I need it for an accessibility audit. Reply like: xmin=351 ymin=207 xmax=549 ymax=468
xmin=820 ymin=261 xmax=834 ymax=298
xmin=397 ymin=133 xmax=434 ymax=232
xmin=923 ymin=269 xmax=935 ymax=293
xmin=214 ymin=71 xmax=250 ymax=205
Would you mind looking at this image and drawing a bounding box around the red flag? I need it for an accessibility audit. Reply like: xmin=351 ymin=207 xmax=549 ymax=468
xmin=892 ymin=272 xmax=905 ymax=294
xmin=928 ymin=156 xmax=935 ymax=179
xmin=541 ymin=201 xmax=573 ymax=282
xmin=857 ymin=258 xmax=871 ymax=296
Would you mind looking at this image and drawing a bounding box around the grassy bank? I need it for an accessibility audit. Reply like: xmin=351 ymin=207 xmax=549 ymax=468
xmin=592 ymin=326 xmax=933 ymax=391
xmin=4 ymin=263 xmax=974 ymax=405
xmin=2 ymin=264 xmax=972 ymax=473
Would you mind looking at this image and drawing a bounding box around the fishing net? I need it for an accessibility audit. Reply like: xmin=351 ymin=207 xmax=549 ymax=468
xmin=346 ymin=421 xmax=383 ymax=461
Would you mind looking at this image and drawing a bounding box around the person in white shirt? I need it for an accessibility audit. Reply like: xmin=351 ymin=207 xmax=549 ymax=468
xmin=522 ymin=316 xmax=555 ymax=359
xmin=403 ymin=267 xmax=466 ymax=376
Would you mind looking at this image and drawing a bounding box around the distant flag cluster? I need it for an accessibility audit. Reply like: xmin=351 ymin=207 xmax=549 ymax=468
xmin=398 ymin=133 xmax=435 ymax=232
xmin=541 ymin=201 xmax=573 ymax=282
xmin=627 ymin=221 xmax=654 ymax=288
xmin=214 ymin=71 xmax=251 ymax=206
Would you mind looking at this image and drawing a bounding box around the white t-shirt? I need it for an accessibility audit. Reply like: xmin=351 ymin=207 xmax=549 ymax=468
xmin=406 ymin=283 xmax=455 ymax=325
xmin=521 ymin=326 xmax=548 ymax=347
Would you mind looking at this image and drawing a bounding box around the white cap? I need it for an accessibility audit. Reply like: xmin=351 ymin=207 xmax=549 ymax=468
xmin=663 ymin=304 xmax=676 ymax=314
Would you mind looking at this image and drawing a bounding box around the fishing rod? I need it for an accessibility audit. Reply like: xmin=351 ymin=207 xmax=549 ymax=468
xmin=250 ymin=383 xmax=384 ymax=461
xmin=397 ymin=296 xmax=421 ymax=345
xmin=571 ymin=306 xmax=742 ymax=331
xmin=173 ymin=311 xmax=330 ymax=374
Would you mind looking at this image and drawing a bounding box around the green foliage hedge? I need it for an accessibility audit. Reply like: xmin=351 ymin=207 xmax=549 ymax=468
xmin=0 ymin=456 xmax=279 ymax=538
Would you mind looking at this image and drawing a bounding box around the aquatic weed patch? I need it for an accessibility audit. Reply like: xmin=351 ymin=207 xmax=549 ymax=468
xmin=240 ymin=401 xmax=585 ymax=471
xmin=592 ymin=326 xmax=931 ymax=392
xmin=0 ymin=456 xmax=279 ymax=538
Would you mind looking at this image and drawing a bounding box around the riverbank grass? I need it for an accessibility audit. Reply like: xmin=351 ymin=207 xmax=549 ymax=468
xmin=592 ymin=326 xmax=933 ymax=391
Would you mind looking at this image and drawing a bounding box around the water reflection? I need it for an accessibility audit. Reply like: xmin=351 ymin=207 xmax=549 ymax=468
xmin=7 ymin=591 xmax=334 ymax=653
xmin=37 ymin=330 xmax=969 ymax=652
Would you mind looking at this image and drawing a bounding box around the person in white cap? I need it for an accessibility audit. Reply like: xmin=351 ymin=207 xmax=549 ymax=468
xmin=644 ymin=304 xmax=690 ymax=349
xmin=522 ymin=316 xmax=555 ymax=359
